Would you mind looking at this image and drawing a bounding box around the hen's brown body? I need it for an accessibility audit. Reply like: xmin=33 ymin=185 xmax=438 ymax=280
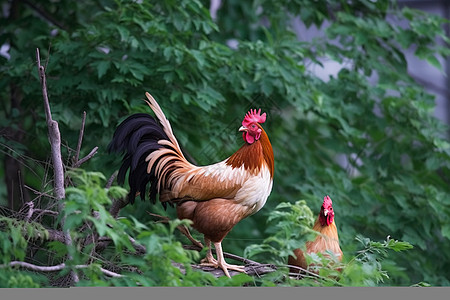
xmin=288 ymin=196 xmax=343 ymax=273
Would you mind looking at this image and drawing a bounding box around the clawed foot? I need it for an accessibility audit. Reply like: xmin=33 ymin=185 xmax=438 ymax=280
xmin=200 ymin=256 xmax=218 ymax=265
xmin=199 ymin=239 xmax=246 ymax=278
xmin=200 ymin=259 xmax=246 ymax=278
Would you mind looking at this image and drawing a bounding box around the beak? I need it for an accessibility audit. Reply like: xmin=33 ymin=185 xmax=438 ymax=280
xmin=239 ymin=126 xmax=247 ymax=132
xmin=323 ymin=209 xmax=329 ymax=216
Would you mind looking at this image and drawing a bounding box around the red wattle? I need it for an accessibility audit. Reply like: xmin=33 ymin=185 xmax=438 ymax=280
xmin=243 ymin=132 xmax=255 ymax=144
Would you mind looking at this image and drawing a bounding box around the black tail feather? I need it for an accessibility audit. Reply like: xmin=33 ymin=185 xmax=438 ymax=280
xmin=108 ymin=113 xmax=170 ymax=205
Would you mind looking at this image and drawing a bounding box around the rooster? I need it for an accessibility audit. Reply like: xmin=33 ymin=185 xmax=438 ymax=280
xmin=108 ymin=92 xmax=274 ymax=277
xmin=288 ymin=195 xmax=343 ymax=274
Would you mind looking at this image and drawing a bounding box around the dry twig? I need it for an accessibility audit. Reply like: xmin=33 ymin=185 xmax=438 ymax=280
xmin=24 ymin=184 xmax=56 ymax=200
xmin=73 ymin=111 xmax=86 ymax=164
xmin=73 ymin=146 xmax=98 ymax=168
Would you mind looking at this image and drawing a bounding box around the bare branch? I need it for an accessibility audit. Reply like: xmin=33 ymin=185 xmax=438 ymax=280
xmin=128 ymin=236 xmax=147 ymax=254
xmin=72 ymin=146 xmax=98 ymax=168
xmin=73 ymin=111 xmax=87 ymax=164
xmin=105 ymin=171 xmax=118 ymax=189
xmin=5 ymin=261 xmax=65 ymax=272
xmin=2 ymin=261 xmax=122 ymax=278
xmin=33 ymin=209 xmax=59 ymax=217
xmin=36 ymin=47 xmax=78 ymax=284
xmin=182 ymin=244 xmax=277 ymax=278
xmin=90 ymin=266 xmax=122 ymax=278
xmin=109 ymin=198 xmax=128 ymax=219
xmin=21 ymin=0 xmax=68 ymax=30
xmin=24 ymin=201 xmax=34 ymax=222
xmin=171 ymin=261 xmax=276 ymax=278
xmin=24 ymin=184 xmax=56 ymax=200
xmin=36 ymin=48 xmax=65 ymax=202
xmin=19 ymin=188 xmax=59 ymax=219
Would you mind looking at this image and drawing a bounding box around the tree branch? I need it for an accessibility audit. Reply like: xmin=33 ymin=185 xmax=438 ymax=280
xmin=36 ymin=48 xmax=64 ymax=202
xmin=73 ymin=111 xmax=86 ymax=165
xmin=36 ymin=48 xmax=78 ymax=284
xmin=109 ymin=198 xmax=128 ymax=219
xmin=171 ymin=259 xmax=277 ymax=278
xmin=33 ymin=208 xmax=58 ymax=218
xmin=24 ymin=184 xmax=56 ymax=200
xmin=105 ymin=171 xmax=118 ymax=189
xmin=72 ymin=146 xmax=98 ymax=168
xmin=2 ymin=261 xmax=122 ymax=278
xmin=20 ymin=0 xmax=68 ymax=31
xmin=24 ymin=201 xmax=34 ymax=222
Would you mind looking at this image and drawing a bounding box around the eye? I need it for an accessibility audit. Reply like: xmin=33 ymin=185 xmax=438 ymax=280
xmin=251 ymin=124 xmax=256 ymax=129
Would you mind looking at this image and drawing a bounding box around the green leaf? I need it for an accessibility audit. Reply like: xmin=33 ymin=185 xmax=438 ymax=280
xmin=441 ymin=224 xmax=450 ymax=240
xmin=96 ymin=61 xmax=111 ymax=79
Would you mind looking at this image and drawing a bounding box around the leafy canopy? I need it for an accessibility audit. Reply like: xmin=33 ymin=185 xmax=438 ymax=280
xmin=0 ymin=0 xmax=449 ymax=286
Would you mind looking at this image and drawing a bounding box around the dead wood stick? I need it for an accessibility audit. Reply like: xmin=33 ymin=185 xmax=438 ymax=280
xmin=73 ymin=111 xmax=86 ymax=164
xmin=73 ymin=146 xmax=98 ymax=168
xmin=24 ymin=201 xmax=34 ymax=222
xmin=36 ymin=49 xmax=64 ymax=203
xmin=1 ymin=261 xmax=122 ymax=278
xmin=36 ymin=48 xmax=79 ymax=284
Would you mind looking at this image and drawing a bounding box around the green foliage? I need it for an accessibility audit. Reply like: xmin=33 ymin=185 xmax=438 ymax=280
xmin=244 ymin=201 xmax=316 ymax=263
xmin=63 ymin=170 xmax=134 ymax=252
xmin=0 ymin=269 xmax=46 ymax=288
xmin=0 ymin=217 xmax=49 ymax=287
xmin=1 ymin=0 xmax=450 ymax=286
xmin=337 ymin=235 xmax=414 ymax=286
xmin=245 ymin=201 xmax=415 ymax=287
xmin=0 ymin=217 xmax=48 ymax=264
xmin=7 ymin=169 xmax=253 ymax=287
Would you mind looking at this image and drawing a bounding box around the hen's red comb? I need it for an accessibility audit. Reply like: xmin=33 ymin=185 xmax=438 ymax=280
xmin=242 ymin=109 xmax=266 ymax=127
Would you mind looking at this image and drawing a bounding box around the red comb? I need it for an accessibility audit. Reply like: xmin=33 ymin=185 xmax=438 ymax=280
xmin=242 ymin=109 xmax=266 ymax=127
xmin=323 ymin=195 xmax=333 ymax=207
